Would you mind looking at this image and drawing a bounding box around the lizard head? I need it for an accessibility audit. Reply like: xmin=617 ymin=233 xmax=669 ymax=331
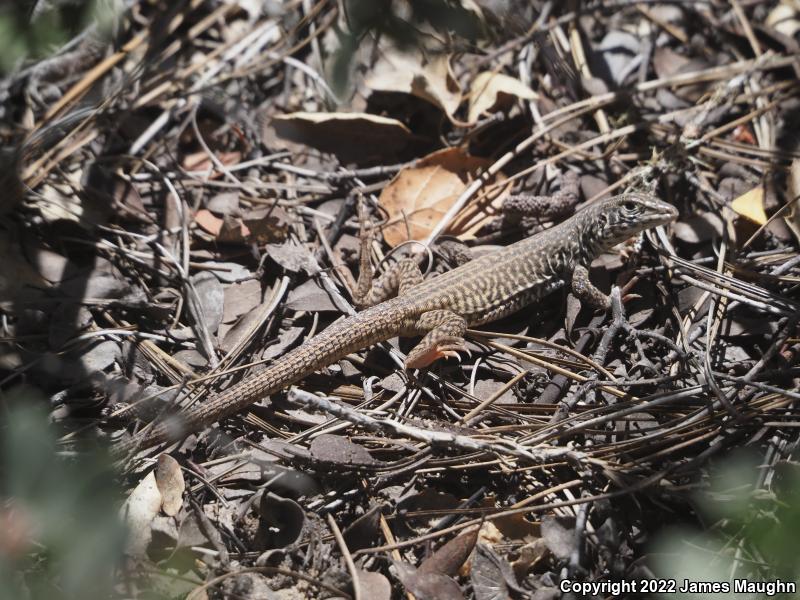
xmin=586 ymin=192 xmax=678 ymax=251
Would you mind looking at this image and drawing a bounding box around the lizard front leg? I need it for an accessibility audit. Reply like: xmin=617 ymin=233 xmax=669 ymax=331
xmin=353 ymin=221 xmax=424 ymax=308
xmin=354 ymin=257 xmax=424 ymax=308
xmin=571 ymin=264 xmax=612 ymax=310
xmin=405 ymin=310 xmax=468 ymax=369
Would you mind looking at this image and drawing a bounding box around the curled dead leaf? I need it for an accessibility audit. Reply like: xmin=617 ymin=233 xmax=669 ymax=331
xmin=365 ymin=46 xmax=462 ymax=119
xmin=271 ymin=111 xmax=413 ymax=164
xmin=257 ymin=492 xmax=306 ymax=549
xmin=468 ymin=71 xmax=538 ymax=123
xmin=394 ymin=561 xmax=465 ymax=600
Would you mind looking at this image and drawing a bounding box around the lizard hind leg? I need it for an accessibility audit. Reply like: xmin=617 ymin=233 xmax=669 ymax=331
xmin=405 ymin=310 xmax=468 ymax=369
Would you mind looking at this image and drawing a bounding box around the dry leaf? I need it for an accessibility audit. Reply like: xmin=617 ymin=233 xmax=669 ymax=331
xmin=786 ymin=159 xmax=800 ymax=244
xmin=122 ymin=455 xmax=186 ymax=556
xmin=394 ymin=561 xmax=465 ymax=600
xmin=309 ymin=434 xmax=378 ymax=467
xmin=356 ymin=570 xmax=392 ymax=600
xmin=195 ymin=209 xmax=226 ymax=236
xmin=365 ymin=45 xmax=462 ymax=118
xmin=731 ymin=186 xmax=767 ymax=225
xmin=257 ymin=492 xmax=306 ymax=549
xmin=155 ymin=454 xmax=185 ymax=517
xmin=418 ymin=527 xmax=479 ymax=577
xmin=379 ymin=147 xmax=506 ymax=247
xmin=271 ymin=112 xmax=413 ymax=164
xmin=38 ymin=168 xmax=108 ymax=225
xmin=540 ymin=516 xmax=573 ymax=560
xmin=121 ymin=472 xmax=164 ymax=556
xmin=767 ymin=3 xmax=800 ymax=37
xmin=471 ymin=542 xmax=524 ymax=600
xmin=222 ymin=279 xmax=263 ymax=323
xmin=468 ymin=71 xmax=538 ymax=122
xmin=194 ymin=206 xmax=287 ymax=244
xmin=285 ymin=278 xmax=339 ymax=312
xmin=183 ymin=150 xmax=242 ymax=173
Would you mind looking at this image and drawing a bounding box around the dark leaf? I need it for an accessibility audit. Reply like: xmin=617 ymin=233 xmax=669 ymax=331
xmin=418 ymin=527 xmax=479 ymax=577
xmin=309 ymin=434 xmax=377 ymax=467
xmin=471 ymin=543 xmax=525 ymax=600
xmin=394 ymin=562 xmax=464 ymax=600
xmin=257 ymin=492 xmax=306 ymax=549
xmin=343 ymin=504 xmax=383 ymax=551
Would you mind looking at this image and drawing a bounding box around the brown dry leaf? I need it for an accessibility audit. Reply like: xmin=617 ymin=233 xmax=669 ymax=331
xmin=365 ymin=45 xmax=462 ymax=119
xmin=491 ymin=509 xmax=540 ymax=541
xmin=418 ymin=526 xmax=479 ymax=577
xmin=468 ymin=71 xmax=538 ymax=122
xmin=285 ymin=278 xmax=339 ymax=312
xmin=731 ymin=186 xmax=767 ymax=225
xmin=182 ymin=150 xmax=242 ymax=173
xmin=154 ymin=454 xmax=185 ymax=516
xmin=222 ymin=279 xmax=263 ymax=323
xmin=271 ymin=112 xmax=413 ymax=163
xmin=786 ymin=159 xmax=800 ymax=243
xmin=242 ymin=206 xmax=289 ymax=244
xmin=194 ymin=208 xmax=225 ymax=236
xmin=194 ymin=206 xmax=287 ymax=244
xmin=112 ymin=176 xmax=151 ymax=223
xmin=379 ymin=147 xmax=506 ymax=247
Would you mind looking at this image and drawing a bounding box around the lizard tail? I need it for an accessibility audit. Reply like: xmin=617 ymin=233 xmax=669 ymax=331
xmin=112 ymin=300 xmax=407 ymax=458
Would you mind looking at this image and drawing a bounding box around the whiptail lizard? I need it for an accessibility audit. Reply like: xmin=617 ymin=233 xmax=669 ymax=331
xmin=116 ymin=192 xmax=677 ymax=455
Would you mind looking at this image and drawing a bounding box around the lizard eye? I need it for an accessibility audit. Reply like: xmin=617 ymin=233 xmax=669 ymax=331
xmin=621 ymin=200 xmax=638 ymax=213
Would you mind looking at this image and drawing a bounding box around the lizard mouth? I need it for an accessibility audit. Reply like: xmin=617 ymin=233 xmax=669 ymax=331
xmin=645 ymin=201 xmax=679 ymax=227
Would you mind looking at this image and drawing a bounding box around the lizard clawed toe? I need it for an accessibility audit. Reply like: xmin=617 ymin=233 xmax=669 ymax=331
xmin=404 ymin=339 xmax=469 ymax=369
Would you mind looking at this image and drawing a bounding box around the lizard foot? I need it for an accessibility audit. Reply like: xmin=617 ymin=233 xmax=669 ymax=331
xmin=405 ymin=338 xmax=470 ymax=369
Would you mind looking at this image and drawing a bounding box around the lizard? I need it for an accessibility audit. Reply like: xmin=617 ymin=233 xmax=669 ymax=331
xmin=115 ymin=192 xmax=678 ymax=456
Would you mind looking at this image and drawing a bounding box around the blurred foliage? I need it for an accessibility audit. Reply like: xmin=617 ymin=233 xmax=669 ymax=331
xmin=0 ymin=0 xmax=119 ymax=74
xmin=653 ymin=449 xmax=800 ymax=599
xmin=0 ymin=387 xmax=126 ymax=600
xmin=328 ymin=0 xmax=485 ymax=99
